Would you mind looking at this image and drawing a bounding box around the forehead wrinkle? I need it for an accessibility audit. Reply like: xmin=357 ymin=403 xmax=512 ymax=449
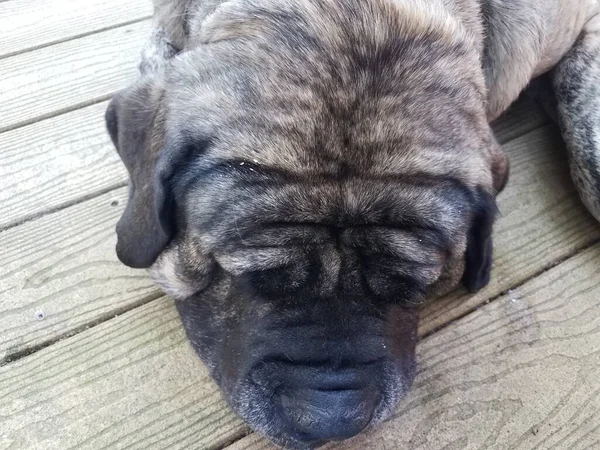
xmin=164 ymin=0 xmax=487 ymax=177
xmin=189 ymin=168 xmax=472 ymax=258
xmin=214 ymin=247 xmax=305 ymax=275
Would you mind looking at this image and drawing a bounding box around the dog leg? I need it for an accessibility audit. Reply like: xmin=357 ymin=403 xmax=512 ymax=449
xmin=549 ymin=13 xmax=600 ymax=222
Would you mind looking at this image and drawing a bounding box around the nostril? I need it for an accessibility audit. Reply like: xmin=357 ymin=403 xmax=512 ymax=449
xmin=279 ymin=387 xmax=379 ymax=442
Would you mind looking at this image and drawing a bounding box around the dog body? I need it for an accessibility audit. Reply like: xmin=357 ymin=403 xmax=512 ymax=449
xmin=106 ymin=1 xmax=600 ymax=448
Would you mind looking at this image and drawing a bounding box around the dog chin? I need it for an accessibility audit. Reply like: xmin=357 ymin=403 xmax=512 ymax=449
xmin=224 ymin=372 xmax=407 ymax=449
xmin=246 ymin=403 xmax=398 ymax=450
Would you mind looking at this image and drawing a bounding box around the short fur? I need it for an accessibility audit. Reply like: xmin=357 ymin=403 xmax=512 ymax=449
xmin=106 ymin=0 xmax=600 ymax=448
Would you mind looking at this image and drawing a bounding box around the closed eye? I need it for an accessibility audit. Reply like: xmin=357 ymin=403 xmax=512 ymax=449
xmin=214 ymin=246 xmax=307 ymax=275
xmin=341 ymin=227 xmax=447 ymax=262
xmin=239 ymin=223 xmax=332 ymax=247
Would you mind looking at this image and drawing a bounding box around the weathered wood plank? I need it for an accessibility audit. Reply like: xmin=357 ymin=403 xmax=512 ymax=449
xmin=419 ymin=124 xmax=600 ymax=336
xmin=492 ymin=96 xmax=549 ymax=144
xmin=0 ymin=101 xmax=127 ymax=230
xmin=0 ymin=20 xmax=150 ymax=133
xmin=0 ymin=188 xmax=159 ymax=361
xmin=228 ymin=243 xmax=600 ymax=450
xmin=0 ymin=298 xmax=248 ymax=450
xmin=0 ymin=0 xmax=152 ymax=58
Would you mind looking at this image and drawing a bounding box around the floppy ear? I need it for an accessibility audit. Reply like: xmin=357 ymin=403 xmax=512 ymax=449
xmin=105 ymin=82 xmax=175 ymax=269
xmin=462 ymin=188 xmax=498 ymax=293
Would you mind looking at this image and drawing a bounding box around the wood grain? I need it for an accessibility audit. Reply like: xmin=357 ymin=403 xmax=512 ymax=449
xmin=228 ymin=243 xmax=600 ymax=450
xmin=0 ymin=188 xmax=159 ymax=361
xmin=0 ymin=297 xmax=249 ymax=450
xmin=419 ymin=124 xmax=600 ymax=336
xmin=0 ymin=20 xmax=150 ymax=133
xmin=0 ymin=101 xmax=128 ymax=230
xmin=0 ymin=0 xmax=152 ymax=58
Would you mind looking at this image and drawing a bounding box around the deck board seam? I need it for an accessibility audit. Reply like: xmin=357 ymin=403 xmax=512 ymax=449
xmin=0 ymin=93 xmax=118 ymax=135
xmin=0 ymin=290 xmax=164 ymax=367
xmin=0 ymin=16 xmax=152 ymax=61
xmin=420 ymin=235 xmax=600 ymax=340
xmin=0 ymin=181 xmax=127 ymax=233
xmin=213 ymin=430 xmax=254 ymax=450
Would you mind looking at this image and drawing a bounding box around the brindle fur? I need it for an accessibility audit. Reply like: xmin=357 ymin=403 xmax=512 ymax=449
xmin=106 ymin=0 xmax=600 ymax=448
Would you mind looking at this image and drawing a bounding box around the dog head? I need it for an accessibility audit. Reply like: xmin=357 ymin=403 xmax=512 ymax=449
xmin=106 ymin=1 xmax=508 ymax=447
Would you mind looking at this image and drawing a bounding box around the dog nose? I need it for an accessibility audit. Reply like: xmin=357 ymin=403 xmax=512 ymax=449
xmin=279 ymin=387 xmax=379 ymax=443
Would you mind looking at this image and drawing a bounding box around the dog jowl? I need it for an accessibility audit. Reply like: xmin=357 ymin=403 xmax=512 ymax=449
xmin=105 ymin=0 xmax=509 ymax=448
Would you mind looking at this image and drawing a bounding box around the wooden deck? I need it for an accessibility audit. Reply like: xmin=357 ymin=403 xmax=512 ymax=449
xmin=1 ymin=1 xmax=600 ymax=449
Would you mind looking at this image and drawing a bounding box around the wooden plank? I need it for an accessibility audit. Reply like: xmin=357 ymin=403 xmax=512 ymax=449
xmin=0 ymin=20 xmax=150 ymax=133
xmin=0 ymin=297 xmax=248 ymax=450
xmin=492 ymin=96 xmax=549 ymax=144
xmin=229 ymin=243 xmax=600 ymax=450
xmin=419 ymin=124 xmax=600 ymax=336
xmin=0 ymin=0 xmax=152 ymax=58
xmin=345 ymin=244 xmax=600 ymax=449
xmin=0 ymin=188 xmax=159 ymax=361
xmin=0 ymin=101 xmax=128 ymax=230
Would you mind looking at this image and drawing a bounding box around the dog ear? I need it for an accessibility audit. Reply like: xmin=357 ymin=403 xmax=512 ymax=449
xmin=462 ymin=187 xmax=498 ymax=293
xmin=105 ymin=82 xmax=176 ymax=269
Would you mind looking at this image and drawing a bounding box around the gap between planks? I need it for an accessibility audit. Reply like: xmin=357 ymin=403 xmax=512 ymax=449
xmin=0 ymin=182 xmax=127 ymax=233
xmin=0 ymin=188 xmax=160 ymax=362
xmin=420 ymin=235 xmax=600 ymax=340
xmin=0 ymin=19 xmax=152 ymax=134
xmin=1 ymin=290 xmax=163 ymax=366
xmin=0 ymin=100 xmax=128 ymax=230
xmin=0 ymin=0 xmax=152 ymax=59
xmin=0 ymin=18 xmax=152 ymax=61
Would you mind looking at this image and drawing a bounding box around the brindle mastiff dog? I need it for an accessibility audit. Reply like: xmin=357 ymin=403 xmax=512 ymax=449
xmin=105 ymin=0 xmax=600 ymax=447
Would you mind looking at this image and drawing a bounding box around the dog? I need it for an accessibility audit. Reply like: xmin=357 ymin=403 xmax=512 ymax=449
xmin=105 ymin=0 xmax=600 ymax=448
